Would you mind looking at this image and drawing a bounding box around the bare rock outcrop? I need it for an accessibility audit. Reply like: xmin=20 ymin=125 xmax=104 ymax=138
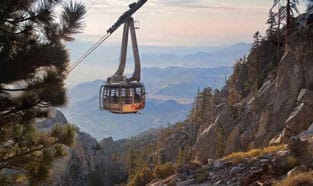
xmin=38 ymin=110 xmax=127 ymax=186
xmin=280 ymin=89 xmax=313 ymax=142
xmin=194 ymin=28 xmax=313 ymax=161
xmin=60 ymin=131 xmax=128 ymax=186
xmin=36 ymin=109 xmax=68 ymax=129
xmin=163 ymin=148 xmax=299 ymax=186
xmin=194 ymin=107 xmax=234 ymax=161
xmin=35 ymin=110 xmax=71 ymax=185
xmin=288 ymin=123 xmax=313 ymax=168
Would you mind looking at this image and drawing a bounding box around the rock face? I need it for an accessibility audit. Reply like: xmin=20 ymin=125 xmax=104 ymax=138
xmin=61 ymin=131 xmax=102 ymax=186
xmin=288 ymin=125 xmax=313 ymax=168
xmin=35 ymin=110 xmax=71 ymax=185
xmin=151 ymin=147 xmax=300 ymax=186
xmin=160 ymin=123 xmax=198 ymax=162
xmin=38 ymin=110 xmax=127 ymax=186
xmin=194 ymin=108 xmax=234 ymax=160
xmin=59 ymin=131 xmax=128 ymax=186
xmin=36 ymin=109 xmax=68 ymax=129
xmin=194 ymin=23 xmax=313 ymax=161
xmin=281 ymin=89 xmax=313 ymax=141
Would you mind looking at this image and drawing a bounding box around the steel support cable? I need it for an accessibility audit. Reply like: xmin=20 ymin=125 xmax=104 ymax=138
xmin=66 ymin=0 xmax=108 ymax=73
xmin=67 ymin=33 xmax=111 ymax=73
xmin=67 ymin=0 xmax=148 ymax=74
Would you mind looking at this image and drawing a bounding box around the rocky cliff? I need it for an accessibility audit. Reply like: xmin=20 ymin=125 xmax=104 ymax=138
xmin=40 ymin=12 xmax=313 ymax=186
xmin=38 ymin=110 xmax=127 ymax=186
xmin=144 ymin=13 xmax=313 ymax=186
xmin=148 ymin=123 xmax=313 ymax=186
xmin=193 ymin=15 xmax=313 ymax=162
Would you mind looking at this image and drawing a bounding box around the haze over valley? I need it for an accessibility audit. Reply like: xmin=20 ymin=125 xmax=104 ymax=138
xmin=62 ymin=42 xmax=250 ymax=140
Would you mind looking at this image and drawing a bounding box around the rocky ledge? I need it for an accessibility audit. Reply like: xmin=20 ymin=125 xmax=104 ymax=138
xmin=149 ymin=123 xmax=313 ymax=186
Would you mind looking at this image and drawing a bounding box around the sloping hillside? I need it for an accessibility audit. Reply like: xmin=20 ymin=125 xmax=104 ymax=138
xmin=99 ymin=12 xmax=313 ymax=186
xmin=50 ymin=7 xmax=313 ymax=186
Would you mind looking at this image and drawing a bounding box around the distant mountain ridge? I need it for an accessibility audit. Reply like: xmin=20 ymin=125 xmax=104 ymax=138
xmin=67 ymin=42 xmax=250 ymax=68
xmin=67 ymin=42 xmax=249 ymax=86
xmin=62 ymin=66 xmax=233 ymax=140
xmin=137 ymin=42 xmax=251 ymax=68
xmin=68 ymin=66 xmax=232 ymax=103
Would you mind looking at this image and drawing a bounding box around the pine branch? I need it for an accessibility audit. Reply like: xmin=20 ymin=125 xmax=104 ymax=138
xmin=59 ymin=1 xmax=86 ymax=41
xmin=0 ymin=0 xmax=84 ymax=182
xmin=0 ymin=87 xmax=28 ymax=92
xmin=5 ymin=15 xmax=38 ymax=24
xmin=0 ymin=99 xmax=41 ymax=114
xmin=0 ymin=141 xmax=58 ymax=164
xmin=37 ymin=102 xmax=53 ymax=109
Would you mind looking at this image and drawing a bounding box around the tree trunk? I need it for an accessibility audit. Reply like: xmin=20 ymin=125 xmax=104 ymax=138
xmin=287 ymin=0 xmax=291 ymax=35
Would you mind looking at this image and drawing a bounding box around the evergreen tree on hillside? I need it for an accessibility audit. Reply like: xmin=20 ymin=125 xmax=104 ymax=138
xmin=251 ymin=31 xmax=262 ymax=51
xmin=227 ymin=59 xmax=244 ymax=105
xmin=189 ymin=87 xmax=216 ymax=130
xmin=286 ymin=0 xmax=299 ymax=34
xmin=0 ymin=0 xmax=85 ymax=184
xmin=189 ymin=88 xmax=203 ymax=126
xmin=272 ymin=0 xmax=299 ymax=35
xmin=266 ymin=7 xmax=278 ymax=39
xmin=200 ymin=87 xmax=216 ymax=128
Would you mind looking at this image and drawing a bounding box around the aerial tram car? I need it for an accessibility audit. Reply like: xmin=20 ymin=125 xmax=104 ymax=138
xmin=99 ymin=0 xmax=147 ymax=114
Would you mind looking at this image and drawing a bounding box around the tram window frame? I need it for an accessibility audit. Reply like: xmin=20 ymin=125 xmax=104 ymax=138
xmin=121 ymin=88 xmax=126 ymax=97
xmin=135 ymin=87 xmax=142 ymax=95
xmin=129 ymin=88 xmax=134 ymax=97
xmin=104 ymin=88 xmax=108 ymax=98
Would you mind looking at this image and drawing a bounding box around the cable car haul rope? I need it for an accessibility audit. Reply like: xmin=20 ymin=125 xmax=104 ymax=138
xmin=68 ymin=33 xmax=111 ymax=73
xmin=68 ymin=0 xmax=148 ymax=114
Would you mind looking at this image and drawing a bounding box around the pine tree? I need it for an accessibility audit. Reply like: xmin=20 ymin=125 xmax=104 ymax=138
xmin=199 ymin=87 xmax=216 ymax=130
xmin=215 ymin=126 xmax=225 ymax=158
xmin=227 ymin=60 xmax=242 ymax=105
xmin=0 ymin=0 xmax=85 ymax=184
xmin=176 ymin=147 xmax=185 ymax=166
xmin=251 ymin=31 xmax=262 ymax=89
xmin=126 ymin=147 xmax=138 ymax=178
xmin=251 ymin=31 xmax=262 ymax=51
xmin=272 ymin=0 xmax=299 ymax=35
xmin=266 ymin=8 xmax=278 ymax=39
xmin=195 ymin=89 xmax=203 ymax=126
xmin=128 ymin=166 xmax=154 ymax=186
xmin=189 ymin=87 xmax=202 ymax=125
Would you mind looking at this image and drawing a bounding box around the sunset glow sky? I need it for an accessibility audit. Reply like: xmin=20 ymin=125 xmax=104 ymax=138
xmin=76 ymin=0 xmax=276 ymax=46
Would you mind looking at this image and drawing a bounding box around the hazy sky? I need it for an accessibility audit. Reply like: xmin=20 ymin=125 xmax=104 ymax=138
xmin=75 ymin=0 xmax=277 ymax=46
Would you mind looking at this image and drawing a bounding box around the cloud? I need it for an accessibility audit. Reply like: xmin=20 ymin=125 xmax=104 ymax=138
xmin=148 ymin=0 xmax=241 ymax=12
xmin=155 ymin=0 xmax=206 ymax=7
xmin=76 ymin=0 xmax=272 ymax=46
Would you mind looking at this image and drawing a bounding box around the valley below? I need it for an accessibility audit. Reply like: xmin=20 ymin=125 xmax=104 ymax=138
xmin=62 ymin=42 xmax=248 ymax=140
xmin=61 ymin=66 xmax=232 ymax=140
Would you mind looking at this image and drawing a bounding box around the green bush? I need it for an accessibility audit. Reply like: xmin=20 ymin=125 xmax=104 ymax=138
xmin=128 ymin=167 xmax=154 ymax=186
xmin=153 ymin=163 xmax=175 ymax=179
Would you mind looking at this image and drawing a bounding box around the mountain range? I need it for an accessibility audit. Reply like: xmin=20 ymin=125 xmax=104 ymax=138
xmin=62 ymin=42 xmax=249 ymax=140
xmin=66 ymin=42 xmax=250 ymax=86
xmin=62 ymin=66 xmax=233 ymax=140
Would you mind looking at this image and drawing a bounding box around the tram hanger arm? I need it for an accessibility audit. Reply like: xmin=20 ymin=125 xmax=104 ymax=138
xmin=107 ymin=0 xmax=147 ymax=34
